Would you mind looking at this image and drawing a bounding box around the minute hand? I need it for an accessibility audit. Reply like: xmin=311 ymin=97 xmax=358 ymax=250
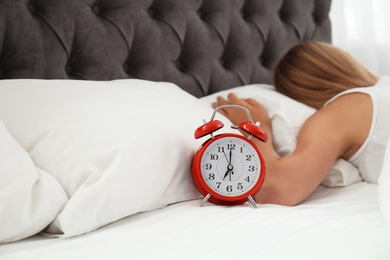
xmin=223 ymin=151 xmax=230 ymax=164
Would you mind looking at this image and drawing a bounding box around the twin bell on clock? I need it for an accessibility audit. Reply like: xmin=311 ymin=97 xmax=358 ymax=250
xmin=191 ymin=105 xmax=268 ymax=208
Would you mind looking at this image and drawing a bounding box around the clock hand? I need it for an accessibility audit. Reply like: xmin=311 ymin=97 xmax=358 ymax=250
xmin=228 ymin=149 xmax=233 ymax=181
xmin=223 ymin=151 xmax=230 ymax=164
xmin=223 ymin=164 xmax=233 ymax=181
xmin=223 ymin=169 xmax=230 ymax=180
xmin=229 ymin=170 xmax=234 ymax=181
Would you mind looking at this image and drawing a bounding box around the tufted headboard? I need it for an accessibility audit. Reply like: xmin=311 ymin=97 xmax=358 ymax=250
xmin=0 ymin=0 xmax=332 ymax=97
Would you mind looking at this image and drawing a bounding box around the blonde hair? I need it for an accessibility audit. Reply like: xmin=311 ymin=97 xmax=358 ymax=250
xmin=274 ymin=41 xmax=379 ymax=109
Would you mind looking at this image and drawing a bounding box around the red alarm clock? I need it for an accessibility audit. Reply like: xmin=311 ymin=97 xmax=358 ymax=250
xmin=192 ymin=105 xmax=268 ymax=208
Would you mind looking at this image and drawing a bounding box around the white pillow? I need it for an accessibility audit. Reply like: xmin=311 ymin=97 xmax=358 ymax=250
xmin=0 ymin=79 xmax=232 ymax=238
xmin=0 ymin=120 xmax=67 ymax=243
xmin=200 ymin=84 xmax=363 ymax=187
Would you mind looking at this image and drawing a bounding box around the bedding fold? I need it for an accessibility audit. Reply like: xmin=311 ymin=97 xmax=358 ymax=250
xmin=0 ymin=120 xmax=68 ymax=243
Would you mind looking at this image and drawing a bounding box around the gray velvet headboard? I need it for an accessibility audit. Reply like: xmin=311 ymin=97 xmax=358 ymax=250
xmin=0 ymin=0 xmax=332 ymax=97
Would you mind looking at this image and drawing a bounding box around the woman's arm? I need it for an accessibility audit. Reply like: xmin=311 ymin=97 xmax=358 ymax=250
xmin=212 ymin=93 xmax=279 ymax=164
xmin=212 ymin=93 xmax=371 ymax=206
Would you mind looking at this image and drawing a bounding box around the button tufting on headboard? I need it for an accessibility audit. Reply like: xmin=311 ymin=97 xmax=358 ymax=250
xmin=27 ymin=2 xmax=36 ymax=14
xmin=0 ymin=0 xmax=332 ymax=97
xmin=91 ymin=4 xmax=100 ymax=15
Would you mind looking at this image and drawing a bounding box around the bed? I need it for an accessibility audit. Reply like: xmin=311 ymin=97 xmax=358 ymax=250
xmin=1 ymin=0 xmax=389 ymax=259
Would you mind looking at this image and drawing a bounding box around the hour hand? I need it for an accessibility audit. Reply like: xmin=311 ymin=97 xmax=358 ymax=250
xmin=223 ymin=169 xmax=230 ymax=180
xmin=223 ymin=164 xmax=233 ymax=181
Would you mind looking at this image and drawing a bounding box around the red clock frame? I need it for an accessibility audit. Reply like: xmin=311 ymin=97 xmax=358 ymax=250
xmin=192 ymin=133 xmax=266 ymax=205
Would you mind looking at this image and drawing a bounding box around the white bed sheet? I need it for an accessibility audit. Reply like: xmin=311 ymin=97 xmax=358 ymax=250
xmin=1 ymin=182 xmax=389 ymax=260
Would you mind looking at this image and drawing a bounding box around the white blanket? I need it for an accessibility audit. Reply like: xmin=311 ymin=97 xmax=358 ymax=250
xmin=1 ymin=182 xmax=389 ymax=260
xmin=379 ymin=138 xmax=390 ymax=226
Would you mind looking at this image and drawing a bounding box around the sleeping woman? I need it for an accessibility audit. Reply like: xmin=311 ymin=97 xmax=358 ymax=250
xmin=212 ymin=41 xmax=390 ymax=206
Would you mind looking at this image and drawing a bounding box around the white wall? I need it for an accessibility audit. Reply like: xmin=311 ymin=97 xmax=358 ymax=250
xmin=330 ymin=0 xmax=390 ymax=76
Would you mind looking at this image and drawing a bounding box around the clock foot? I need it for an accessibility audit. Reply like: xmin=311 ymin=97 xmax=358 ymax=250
xmin=200 ymin=194 xmax=211 ymax=207
xmin=248 ymin=195 xmax=258 ymax=208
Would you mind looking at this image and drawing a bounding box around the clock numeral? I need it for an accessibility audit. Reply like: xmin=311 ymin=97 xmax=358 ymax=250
xmin=216 ymin=182 xmax=221 ymax=189
xmin=226 ymin=185 xmax=233 ymax=192
xmin=248 ymin=165 xmax=255 ymax=172
xmin=205 ymin=163 xmax=212 ymax=170
xmin=219 ymin=144 xmax=236 ymax=152
xmin=237 ymin=183 xmax=243 ymax=190
xmin=210 ymin=154 xmax=218 ymax=160
xmin=208 ymin=173 xmax=215 ymax=180
xmin=246 ymin=154 xmax=252 ymax=161
xmin=227 ymin=144 xmax=236 ymax=150
xmin=245 ymin=176 xmax=250 ymax=182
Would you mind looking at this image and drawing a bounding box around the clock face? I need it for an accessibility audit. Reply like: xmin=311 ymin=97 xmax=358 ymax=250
xmin=199 ymin=135 xmax=263 ymax=198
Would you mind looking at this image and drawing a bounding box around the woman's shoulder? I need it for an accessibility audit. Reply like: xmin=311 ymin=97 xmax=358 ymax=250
xmin=325 ymin=86 xmax=374 ymax=107
xmin=303 ymin=93 xmax=373 ymax=159
xmin=320 ymin=92 xmax=372 ymax=127
xmin=326 ymin=91 xmax=372 ymax=107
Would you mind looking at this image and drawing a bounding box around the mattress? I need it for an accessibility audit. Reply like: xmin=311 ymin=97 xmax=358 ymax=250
xmin=1 ymin=182 xmax=389 ymax=260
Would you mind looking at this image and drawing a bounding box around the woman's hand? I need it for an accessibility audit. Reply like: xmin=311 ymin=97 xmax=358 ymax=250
xmin=211 ymin=93 xmax=271 ymax=129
